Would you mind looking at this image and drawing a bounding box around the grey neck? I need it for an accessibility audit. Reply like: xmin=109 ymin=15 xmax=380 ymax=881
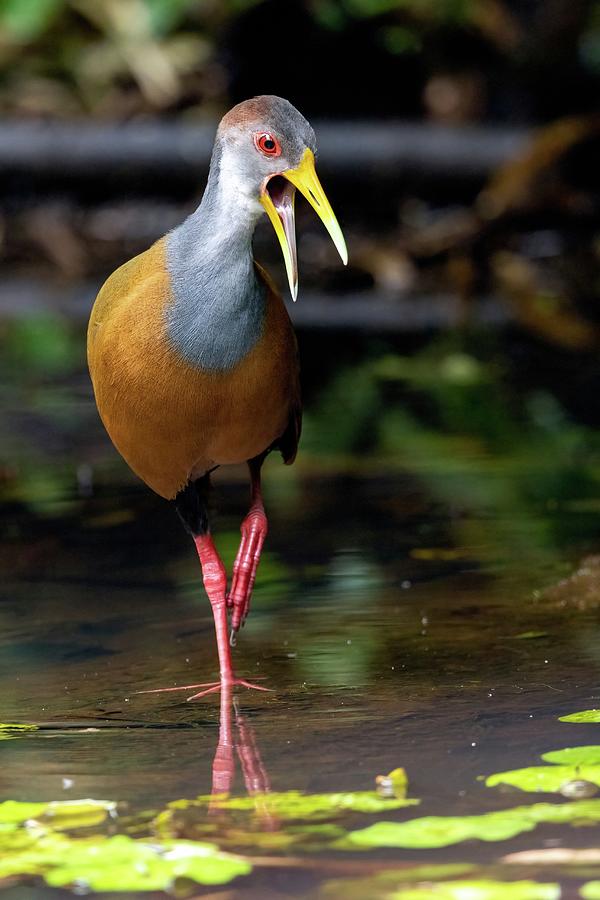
xmin=165 ymin=143 xmax=267 ymax=371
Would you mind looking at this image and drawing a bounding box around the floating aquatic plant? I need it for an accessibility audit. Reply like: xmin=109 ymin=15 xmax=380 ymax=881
xmin=0 ymin=833 xmax=250 ymax=891
xmin=320 ymin=864 xmax=477 ymax=899
xmin=0 ymin=723 xmax=38 ymax=740
xmin=486 ymin=746 xmax=600 ymax=793
xmin=387 ymin=880 xmax=560 ymax=900
xmin=559 ymin=711 xmax=600 ymax=724
xmin=345 ymin=800 xmax=600 ymax=849
xmin=0 ymin=784 xmax=419 ymax=891
xmin=168 ymin=789 xmax=417 ymax=821
xmin=321 ymin=868 xmax=560 ymax=900
xmin=0 ymin=798 xmax=116 ymax=828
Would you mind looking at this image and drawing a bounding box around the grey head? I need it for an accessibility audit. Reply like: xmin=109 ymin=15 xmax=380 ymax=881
xmin=212 ymin=95 xmax=346 ymax=301
xmin=166 ymin=96 xmax=345 ymax=371
xmin=212 ymin=95 xmax=317 ymax=207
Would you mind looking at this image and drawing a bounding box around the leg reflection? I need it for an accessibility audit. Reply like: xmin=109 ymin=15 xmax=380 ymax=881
xmin=235 ymin=698 xmax=271 ymax=796
xmin=210 ymin=680 xmax=235 ymax=799
xmin=209 ymin=685 xmax=278 ymax=829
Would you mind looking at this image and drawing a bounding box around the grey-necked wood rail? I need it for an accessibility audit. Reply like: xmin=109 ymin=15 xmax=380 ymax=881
xmin=88 ymin=96 xmax=347 ymax=699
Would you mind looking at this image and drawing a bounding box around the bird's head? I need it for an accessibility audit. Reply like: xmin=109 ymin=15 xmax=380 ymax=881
xmin=216 ymin=95 xmax=347 ymax=300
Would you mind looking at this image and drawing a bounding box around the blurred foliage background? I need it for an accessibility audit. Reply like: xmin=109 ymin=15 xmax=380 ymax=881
xmin=0 ymin=0 xmax=599 ymax=574
xmin=2 ymin=0 xmax=600 ymax=119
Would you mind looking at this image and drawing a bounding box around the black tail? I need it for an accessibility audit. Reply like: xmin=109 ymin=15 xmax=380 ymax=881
xmin=174 ymin=474 xmax=211 ymax=537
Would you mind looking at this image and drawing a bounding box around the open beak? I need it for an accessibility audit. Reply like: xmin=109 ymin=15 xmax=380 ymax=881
xmin=260 ymin=148 xmax=348 ymax=301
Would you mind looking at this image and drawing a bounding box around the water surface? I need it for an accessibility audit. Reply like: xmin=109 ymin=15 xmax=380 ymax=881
xmin=1 ymin=362 xmax=600 ymax=898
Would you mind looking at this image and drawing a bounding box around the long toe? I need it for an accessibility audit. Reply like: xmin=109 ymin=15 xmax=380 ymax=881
xmin=187 ymin=678 xmax=273 ymax=702
xmin=136 ymin=678 xmax=272 ymax=702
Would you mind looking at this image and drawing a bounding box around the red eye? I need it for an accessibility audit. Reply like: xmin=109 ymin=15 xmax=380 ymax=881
xmin=254 ymin=132 xmax=281 ymax=156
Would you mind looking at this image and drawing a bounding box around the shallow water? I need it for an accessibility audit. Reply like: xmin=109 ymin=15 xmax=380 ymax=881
xmin=1 ymin=365 xmax=600 ymax=898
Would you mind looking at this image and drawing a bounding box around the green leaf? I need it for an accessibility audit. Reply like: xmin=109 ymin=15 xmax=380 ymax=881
xmin=0 ymin=795 xmax=251 ymax=891
xmin=171 ymin=789 xmax=417 ymax=821
xmin=542 ymin=747 xmax=600 ymax=765
xmin=485 ymin=746 xmax=600 ymax=793
xmin=321 ymin=865 xmax=477 ymax=899
xmin=0 ymin=832 xmax=249 ymax=891
xmin=514 ymin=631 xmax=549 ymax=640
xmin=0 ymin=801 xmax=47 ymax=825
xmin=581 ymin=882 xmax=600 ymax=899
xmin=390 ymin=768 xmax=408 ymax=791
xmin=5 ymin=315 xmax=80 ymax=377
xmin=44 ymin=836 xmax=250 ymax=891
xmin=0 ymin=723 xmax=39 ymax=740
xmin=486 ymin=765 xmax=600 ymax=793
xmin=0 ymin=0 xmax=64 ymax=41
xmin=0 ymin=799 xmax=115 ymax=828
xmin=345 ymin=800 xmax=600 ymax=849
xmin=0 ymin=723 xmax=38 ymax=732
xmin=389 ymin=880 xmax=560 ymax=900
xmin=144 ymin=0 xmax=194 ymax=35
xmin=343 ymin=0 xmax=411 ymax=17
xmin=42 ymin=799 xmax=117 ymax=830
xmin=208 ymin=823 xmax=347 ymax=853
xmin=0 ymin=832 xmax=69 ymax=880
xmin=559 ymin=710 xmax=600 ymax=723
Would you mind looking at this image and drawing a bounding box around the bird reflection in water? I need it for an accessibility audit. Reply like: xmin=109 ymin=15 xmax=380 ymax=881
xmin=209 ymin=682 xmax=278 ymax=831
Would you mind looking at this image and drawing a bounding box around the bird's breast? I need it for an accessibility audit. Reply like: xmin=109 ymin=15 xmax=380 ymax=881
xmin=88 ymin=238 xmax=299 ymax=499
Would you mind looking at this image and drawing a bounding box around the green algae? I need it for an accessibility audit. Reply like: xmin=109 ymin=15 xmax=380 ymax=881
xmin=0 ymin=785 xmax=418 ymax=891
xmin=178 ymin=821 xmax=348 ymax=853
xmin=321 ymin=865 xmax=477 ymax=899
xmin=0 ymin=795 xmax=250 ymax=891
xmin=321 ymin=870 xmax=560 ymax=900
xmin=345 ymin=799 xmax=600 ymax=849
xmin=0 ymin=831 xmax=70 ymax=880
xmin=486 ymin=764 xmax=600 ymax=793
xmin=4 ymin=776 xmax=597 ymax=893
xmin=559 ymin=711 xmax=600 ymax=723
xmin=0 ymin=723 xmax=38 ymax=740
xmin=169 ymin=789 xmax=418 ymax=821
xmin=0 ymin=832 xmax=250 ymax=891
xmin=543 ymin=747 xmax=600 ymax=765
xmin=0 ymin=798 xmax=116 ymax=828
xmin=486 ymin=746 xmax=600 ymax=793
xmin=514 ymin=632 xmax=549 ymax=640
xmin=0 ymin=723 xmax=38 ymax=731
xmin=388 ymin=880 xmax=560 ymax=900
xmin=44 ymin=836 xmax=250 ymax=891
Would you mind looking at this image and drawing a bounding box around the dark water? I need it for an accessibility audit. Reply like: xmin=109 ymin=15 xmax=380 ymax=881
xmin=1 ymin=368 xmax=600 ymax=898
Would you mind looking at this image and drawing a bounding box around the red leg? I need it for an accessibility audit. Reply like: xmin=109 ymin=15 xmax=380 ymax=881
xmin=137 ymin=534 xmax=270 ymax=701
xmin=228 ymin=458 xmax=268 ymax=633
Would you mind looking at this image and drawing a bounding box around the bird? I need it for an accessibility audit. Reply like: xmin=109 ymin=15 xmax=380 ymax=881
xmin=87 ymin=95 xmax=347 ymax=700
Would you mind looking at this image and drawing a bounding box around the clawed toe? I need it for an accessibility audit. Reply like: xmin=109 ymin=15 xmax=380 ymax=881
xmin=135 ymin=682 xmax=217 ymax=695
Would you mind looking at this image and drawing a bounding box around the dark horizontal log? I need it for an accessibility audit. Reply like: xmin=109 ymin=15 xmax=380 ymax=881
xmin=0 ymin=276 xmax=507 ymax=332
xmin=0 ymin=120 xmax=530 ymax=181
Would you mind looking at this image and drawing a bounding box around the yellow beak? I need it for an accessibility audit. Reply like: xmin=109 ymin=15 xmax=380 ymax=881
xmin=260 ymin=148 xmax=348 ymax=301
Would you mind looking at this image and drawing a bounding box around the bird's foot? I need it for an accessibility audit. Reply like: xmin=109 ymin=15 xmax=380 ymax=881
xmin=187 ymin=678 xmax=272 ymax=701
xmin=136 ymin=677 xmax=272 ymax=702
xmin=227 ymin=505 xmax=268 ymax=632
